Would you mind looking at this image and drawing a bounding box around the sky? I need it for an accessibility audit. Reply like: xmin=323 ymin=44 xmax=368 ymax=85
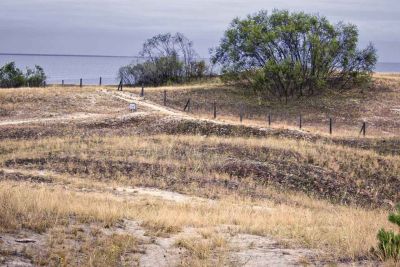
xmin=0 ymin=0 xmax=399 ymax=62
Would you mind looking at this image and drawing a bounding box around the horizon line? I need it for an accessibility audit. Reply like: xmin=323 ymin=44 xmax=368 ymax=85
xmin=0 ymin=52 xmax=138 ymax=58
xmin=0 ymin=52 xmax=213 ymax=60
xmin=0 ymin=53 xmax=397 ymax=64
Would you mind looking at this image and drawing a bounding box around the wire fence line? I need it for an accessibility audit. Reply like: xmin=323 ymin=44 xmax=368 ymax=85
xmin=40 ymin=79 xmax=400 ymax=138
xmin=152 ymin=92 xmax=400 ymax=138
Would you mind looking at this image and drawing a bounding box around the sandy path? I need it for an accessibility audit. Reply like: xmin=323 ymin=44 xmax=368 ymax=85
xmin=0 ymin=111 xmax=150 ymax=126
xmin=102 ymin=90 xmax=255 ymax=127
xmin=103 ymin=90 xmax=181 ymax=116
xmin=0 ymin=112 xmax=108 ymax=126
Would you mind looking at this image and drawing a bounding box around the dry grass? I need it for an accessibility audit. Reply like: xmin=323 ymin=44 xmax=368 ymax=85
xmin=0 ymin=86 xmax=126 ymax=120
xmin=33 ymin=229 xmax=140 ymax=266
xmin=175 ymin=234 xmax=228 ymax=266
xmin=0 ymin=179 xmax=395 ymax=261
xmin=2 ymin=134 xmax=399 ymax=206
xmin=1 ymin=78 xmax=399 ymax=264
xmin=129 ymin=75 xmax=400 ymax=137
xmin=0 ymin=181 xmax=127 ymax=233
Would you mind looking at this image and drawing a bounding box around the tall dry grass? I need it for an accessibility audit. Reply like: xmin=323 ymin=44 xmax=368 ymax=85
xmin=0 ymin=179 xmax=395 ymax=261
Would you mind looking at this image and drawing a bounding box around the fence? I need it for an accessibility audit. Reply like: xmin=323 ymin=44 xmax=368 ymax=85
xmin=41 ymin=79 xmax=399 ymax=137
xmin=153 ymin=89 xmax=399 ymax=138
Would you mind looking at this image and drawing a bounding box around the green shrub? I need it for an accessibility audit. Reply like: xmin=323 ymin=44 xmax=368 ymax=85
xmin=0 ymin=62 xmax=46 ymax=88
xmin=25 ymin=65 xmax=47 ymax=87
xmin=212 ymin=9 xmax=377 ymax=102
xmin=0 ymin=62 xmax=25 ymax=88
xmin=376 ymin=204 xmax=400 ymax=262
xmin=119 ymin=33 xmax=208 ymax=86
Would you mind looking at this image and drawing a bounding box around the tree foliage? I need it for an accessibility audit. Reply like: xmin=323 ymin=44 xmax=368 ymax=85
xmin=0 ymin=62 xmax=25 ymax=88
xmin=119 ymin=33 xmax=208 ymax=86
xmin=25 ymin=65 xmax=47 ymax=87
xmin=212 ymin=10 xmax=377 ymax=101
xmin=0 ymin=62 xmax=47 ymax=88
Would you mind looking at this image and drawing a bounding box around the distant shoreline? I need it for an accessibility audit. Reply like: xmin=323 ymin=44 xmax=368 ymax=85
xmin=0 ymin=53 xmax=212 ymax=61
xmin=0 ymin=53 xmax=137 ymax=58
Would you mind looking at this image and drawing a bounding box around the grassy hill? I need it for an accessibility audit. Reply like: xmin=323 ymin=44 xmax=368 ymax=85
xmin=0 ymin=74 xmax=399 ymax=265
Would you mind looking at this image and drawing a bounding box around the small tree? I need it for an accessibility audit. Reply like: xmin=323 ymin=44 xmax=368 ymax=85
xmin=25 ymin=65 xmax=46 ymax=87
xmin=376 ymin=205 xmax=400 ymax=262
xmin=212 ymin=10 xmax=377 ymax=102
xmin=119 ymin=33 xmax=207 ymax=86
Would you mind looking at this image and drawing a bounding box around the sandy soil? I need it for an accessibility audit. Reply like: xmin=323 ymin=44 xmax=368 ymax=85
xmin=0 ymin=168 xmax=320 ymax=266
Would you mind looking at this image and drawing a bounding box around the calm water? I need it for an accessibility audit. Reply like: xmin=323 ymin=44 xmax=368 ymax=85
xmin=0 ymin=54 xmax=138 ymax=85
xmin=0 ymin=54 xmax=399 ymax=85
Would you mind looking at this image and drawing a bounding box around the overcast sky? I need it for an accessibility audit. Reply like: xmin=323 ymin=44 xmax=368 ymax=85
xmin=0 ymin=0 xmax=399 ymax=62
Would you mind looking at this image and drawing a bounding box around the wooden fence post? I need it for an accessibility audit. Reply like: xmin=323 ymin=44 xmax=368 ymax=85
xmin=80 ymin=78 xmax=82 ymax=87
xmin=62 ymin=80 xmax=64 ymax=87
xmin=329 ymin=118 xmax=333 ymax=135
xmin=268 ymin=113 xmax=271 ymax=126
xmin=99 ymin=77 xmax=102 ymax=86
xmin=43 ymin=81 xmax=46 ymax=88
xmin=164 ymin=90 xmax=167 ymax=106
xmin=299 ymin=114 xmax=302 ymax=129
xmin=213 ymin=101 xmax=217 ymax=119
xmin=117 ymin=80 xmax=123 ymax=91
xmin=360 ymin=122 xmax=366 ymax=136
xmin=183 ymin=98 xmax=191 ymax=112
xmin=140 ymin=83 xmax=144 ymax=97
xmin=240 ymin=105 xmax=244 ymax=123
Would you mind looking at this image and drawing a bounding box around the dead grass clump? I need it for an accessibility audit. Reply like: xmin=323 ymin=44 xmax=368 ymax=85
xmin=175 ymin=235 xmax=228 ymax=267
xmin=140 ymin=220 xmax=182 ymax=237
xmin=32 ymin=228 xmax=141 ymax=267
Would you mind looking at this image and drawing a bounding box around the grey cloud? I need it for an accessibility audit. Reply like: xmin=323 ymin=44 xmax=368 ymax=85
xmin=0 ymin=0 xmax=399 ymax=61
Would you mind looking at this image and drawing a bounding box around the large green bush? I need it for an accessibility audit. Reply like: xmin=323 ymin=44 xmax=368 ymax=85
xmin=212 ymin=10 xmax=377 ymax=102
xmin=0 ymin=62 xmax=47 ymax=88
xmin=376 ymin=205 xmax=400 ymax=262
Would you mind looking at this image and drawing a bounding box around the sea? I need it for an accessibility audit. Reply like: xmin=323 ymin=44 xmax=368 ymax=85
xmin=0 ymin=54 xmax=399 ymax=85
xmin=0 ymin=54 xmax=139 ymax=85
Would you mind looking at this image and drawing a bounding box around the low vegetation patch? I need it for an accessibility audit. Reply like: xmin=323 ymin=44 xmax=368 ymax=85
xmin=2 ymin=135 xmax=399 ymax=207
xmin=175 ymin=235 xmax=228 ymax=266
xmin=376 ymin=205 xmax=400 ymax=262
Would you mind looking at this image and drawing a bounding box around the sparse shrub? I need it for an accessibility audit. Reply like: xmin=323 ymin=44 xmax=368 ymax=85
xmin=376 ymin=204 xmax=400 ymax=262
xmin=0 ymin=62 xmax=47 ymax=88
xmin=25 ymin=65 xmax=47 ymax=87
xmin=119 ymin=32 xmax=208 ymax=86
